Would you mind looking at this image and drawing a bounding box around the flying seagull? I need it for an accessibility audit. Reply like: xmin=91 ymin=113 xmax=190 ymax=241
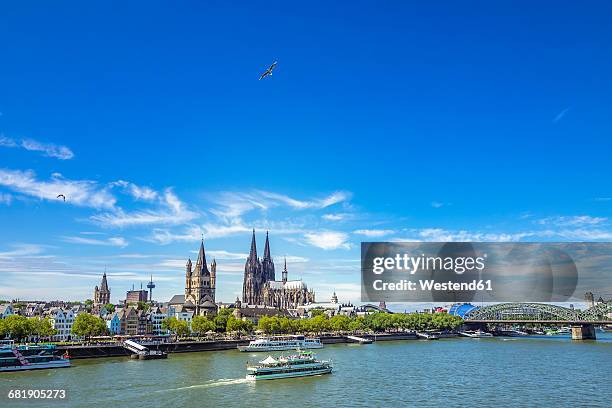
xmin=259 ymin=61 xmax=277 ymax=80
xmin=57 ymin=194 xmax=66 ymax=202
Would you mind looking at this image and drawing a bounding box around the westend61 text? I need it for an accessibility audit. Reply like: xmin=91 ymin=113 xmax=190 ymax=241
xmin=372 ymin=279 xmax=493 ymax=292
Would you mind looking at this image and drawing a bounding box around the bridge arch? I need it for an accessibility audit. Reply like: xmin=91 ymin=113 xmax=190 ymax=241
xmin=464 ymin=303 xmax=580 ymax=321
xmin=580 ymin=302 xmax=611 ymax=320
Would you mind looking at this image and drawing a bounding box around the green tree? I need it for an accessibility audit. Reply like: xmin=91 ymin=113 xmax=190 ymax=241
xmin=191 ymin=316 xmax=216 ymax=336
xmin=348 ymin=317 xmax=365 ymax=332
xmin=310 ymin=309 xmax=325 ymax=318
xmin=161 ymin=316 xmax=178 ymax=332
xmin=136 ymin=301 xmax=150 ymax=312
xmin=71 ymin=314 xmax=108 ymax=341
xmin=103 ymin=304 xmax=115 ymax=314
xmin=330 ymin=315 xmax=351 ymax=332
xmin=162 ymin=317 xmax=190 ymax=338
xmin=2 ymin=315 xmax=32 ymax=342
xmin=30 ymin=317 xmax=56 ymax=340
xmin=174 ymin=320 xmax=190 ymax=337
xmin=214 ymin=308 xmax=233 ymax=332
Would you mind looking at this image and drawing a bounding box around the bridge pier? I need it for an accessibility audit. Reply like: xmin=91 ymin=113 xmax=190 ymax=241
xmin=571 ymin=324 xmax=596 ymax=340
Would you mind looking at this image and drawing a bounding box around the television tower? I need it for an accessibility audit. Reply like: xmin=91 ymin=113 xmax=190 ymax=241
xmin=147 ymin=274 xmax=155 ymax=303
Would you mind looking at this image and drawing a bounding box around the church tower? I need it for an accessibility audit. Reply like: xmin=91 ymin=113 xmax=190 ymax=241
xmin=282 ymin=257 xmax=288 ymax=283
xmin=243 ymin=230 xmax=262 ymax=304
xmin=94 ymin=272 xmax=111 ymax=306
xmin=261 ymin=231 xmax=276 ymax=282
xmin=185 ymin=239 xmax=216 ymax=314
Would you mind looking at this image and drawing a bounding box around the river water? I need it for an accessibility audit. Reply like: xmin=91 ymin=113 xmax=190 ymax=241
xmin=2 ymin=334 xmax=611 ymax=408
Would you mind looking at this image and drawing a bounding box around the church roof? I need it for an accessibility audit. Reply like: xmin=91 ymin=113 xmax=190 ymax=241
xmin=195 ymin=239 xmax=209 ymax=275
xmin=267 ymin=280 xmax=307 ymax=290
xmin=200 ymin=300 xmax=216 ymax=308
xmin=100 ymin=272 xmax=109 ymax=292
xmin=168 ymin=294 xmax=185 ymax=305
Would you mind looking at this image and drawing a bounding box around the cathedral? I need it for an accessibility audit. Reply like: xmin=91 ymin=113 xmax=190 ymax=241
xmin=93 ymin=272 xmax=111 ymax=306
xmin=184 ymin=239 xmax=217 ymax=315
xmin=242 ymin=230 xmax=315 ymax=309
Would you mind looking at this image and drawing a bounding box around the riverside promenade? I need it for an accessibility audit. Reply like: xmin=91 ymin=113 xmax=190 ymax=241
xmin=57 ymin=332 xmax=421 ymax=359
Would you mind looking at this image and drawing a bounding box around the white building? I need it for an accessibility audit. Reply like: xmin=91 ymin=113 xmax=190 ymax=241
xmin=150 ymin=306 xmax=168 ymax=335
xmin=0 ymin=304 xmax=14 ymax=319
xmin=168 ymin=305 xmax=193 ymax=327
xmin=46 ymin=308 xmax=76 ymax=341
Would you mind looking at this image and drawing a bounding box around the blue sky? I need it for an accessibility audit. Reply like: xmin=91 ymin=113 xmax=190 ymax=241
xmin=0 ymin=2 xmax=611 ymax=306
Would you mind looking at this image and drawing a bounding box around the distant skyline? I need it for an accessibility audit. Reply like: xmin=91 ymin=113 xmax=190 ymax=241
xmin=0 ymin=2 xmax=611 ymax=307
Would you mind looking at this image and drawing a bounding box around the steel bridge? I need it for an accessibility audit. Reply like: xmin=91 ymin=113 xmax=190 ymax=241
xmin=461 ymin=302 xmax=611 ymax=340
xmin=463 ymin=302 xmax=612 ymax=322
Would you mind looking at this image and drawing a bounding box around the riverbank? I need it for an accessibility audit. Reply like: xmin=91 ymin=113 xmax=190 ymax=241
xmin=57 ymin=332 xmax=425 ymax=359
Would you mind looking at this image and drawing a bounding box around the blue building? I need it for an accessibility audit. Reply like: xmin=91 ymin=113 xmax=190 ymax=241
xmin=105 ymin=312 xmax=121 ymax=335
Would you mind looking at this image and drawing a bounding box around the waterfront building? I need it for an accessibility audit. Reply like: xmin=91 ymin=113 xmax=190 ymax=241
xmin=105 ymin=312 xmax=121 ymax=335
xmin=0 ymin=304 xmax=13 ymax=318
xmin=242 ymin=231 xmax=315 ymax=309
xmin=93 ymin=272 xmax=111 ymax=306
xmin=118 ymin=307 xmax=139 ymax=335
xmin=168 ymin=304 xmax=194 ymax=327
xmin=149 ymin=306 xmax=168 ymax=335
xmin=168 ymin=239 xmax=217 ymax=316
xmin=45 ymin=308 xmax=76 ymax=341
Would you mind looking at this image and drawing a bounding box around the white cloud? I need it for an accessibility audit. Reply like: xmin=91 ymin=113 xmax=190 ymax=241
xmin=431 ymin=201 xmax=445 ymax=208
xmin=0 ymin=169 xmax=116 ymax=209
xmin=91 ymin=188 xmax=197 ymax=227
xmin=110 ymin=180 xmax=158 ymax=201
xmin=20 ymin=139 xmax=74 ymax=160
xmin=407 ymin=228 xmax=533 ymax=242
xmin=0 ymin=193 xmax=12 ymax=205
xmin=322 ymin=213 xmax=349 ymax=221
xmin=304 ymin=231 xmax=350 ymax=250
xmin=208 ymin=190 xmax=351 ymax=221
xmin=1 ymin=136 xmax=74 ymax=159
xmin=537 ymin=215 xmax=607 ymax=227
xmin=353 ymin=229 xmax=395 ymax=237
xmin=0 ymin=135 xmax=17 ymax=147
xmin=62 ymin=236 xmax=128 ymax=248
xmin=553 ymin=107 xmax=570 ymax=123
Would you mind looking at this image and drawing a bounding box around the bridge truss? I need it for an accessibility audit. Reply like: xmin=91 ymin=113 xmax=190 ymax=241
xmin=463 ymin=302 xmax=611 ymax=322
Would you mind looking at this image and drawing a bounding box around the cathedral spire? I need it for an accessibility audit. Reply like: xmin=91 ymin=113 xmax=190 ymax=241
xmin=263 ymin=231 xmax=271 ymax=260
xmin=195 ymin=238 xmax=209 ymax=275
xmin=282 ymin=257 xmax=288 ymax=283
xmin=249 ymin=229 xmax=258 ymax=260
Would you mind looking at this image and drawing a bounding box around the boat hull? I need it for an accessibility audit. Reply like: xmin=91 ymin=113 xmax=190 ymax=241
xmin=246 ymin=366 xmax=333 ymax=380
xmin=239 ymin=344 xmax=323 ymax=352
xmin=0 ymin=360 xmax=71 ymax=372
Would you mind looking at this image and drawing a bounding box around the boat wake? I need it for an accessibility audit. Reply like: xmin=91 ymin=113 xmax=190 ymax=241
xmin=159 ymin=378 xmax=249 ymax=392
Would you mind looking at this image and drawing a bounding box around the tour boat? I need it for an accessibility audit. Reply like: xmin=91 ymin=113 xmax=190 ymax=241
xmin=246 ymin=351 xmax=332 ymax=380
xmin=238 ymin=335 xmax=323 ymax=352
xmin=0 ymin=342 xmax=71 ymax=372
xmin=459 ymin=330 xmax=493 ymax=338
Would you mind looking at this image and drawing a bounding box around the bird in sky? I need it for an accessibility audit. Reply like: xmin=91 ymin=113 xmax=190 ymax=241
xmin=57 ymin=194 xmax=66 ymax=202
xmin=259 ymin=61 xmax=278 ymax=80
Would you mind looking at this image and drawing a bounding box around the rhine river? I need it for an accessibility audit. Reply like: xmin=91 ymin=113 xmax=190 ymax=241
xmin=2 ymin=334 xmax=611 ymax=408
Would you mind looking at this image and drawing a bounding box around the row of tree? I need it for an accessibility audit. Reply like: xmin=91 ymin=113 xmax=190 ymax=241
xmin=0 ymin=315 xmax=56 ymax=341
xmin=160 ymin=311 xmax=464 ymax=337
xmin=0 ymin=314 xmax=109 ymax=342
xmin=256 ymin=312 xmax=464 ymax=334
